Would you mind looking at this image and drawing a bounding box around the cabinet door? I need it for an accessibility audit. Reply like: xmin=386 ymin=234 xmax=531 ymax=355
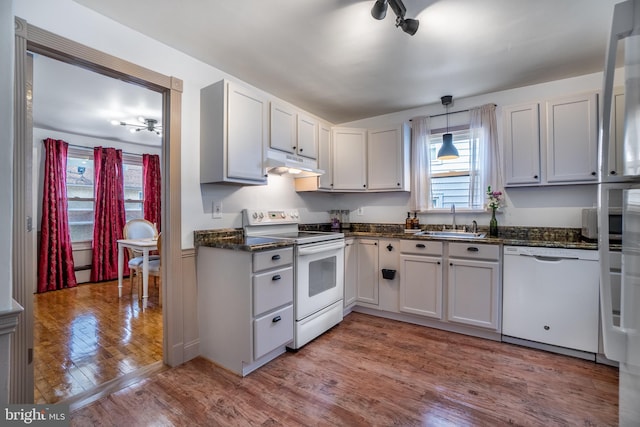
xmin=297 ymin=114 xmax=318 ymax=159
xmin=270 ymin=102 xmax=296 ymax=154
xmin=368 ymin=126 xmax=404 ymax=191
xmin=344 ymin=238 xmax=358 ymax=307
xmin=332 ymin=127 xmax=367 ymax=190
xmin=503 ymin=103 xmax=541 ymax=185
xmin=399 ymin=254 xmax=442 ymax=319
xmin=318 ymin=122 xmax=333 ymax=190
xmin=227 ymin=82 xmax=268 ymax=183
xmin=546 ymin=92 xmax=598 ymax=183
xmin=447 ymin=259 xmax=500 ymax=330
xmin=608 ymin=88 xmax=625 ymax=179
xmin=378 ymin=239 xmax=400 ymax=313
xmin=356 ymin=239 xmax=378 ymax=305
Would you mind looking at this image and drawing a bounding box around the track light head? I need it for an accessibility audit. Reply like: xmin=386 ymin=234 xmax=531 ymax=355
xmin=371 ymin=0 xmax=388 ymax=20
xmin=372 ymin=0 xmax=419 ymax=35
xmin=397 ymin=17 xmax=419 ymax=35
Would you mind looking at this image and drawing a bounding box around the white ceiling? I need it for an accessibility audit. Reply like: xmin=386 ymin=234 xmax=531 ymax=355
xmin=68 ymin=0 xmax=620 ymax=125
xmin=32 ymin=53 xmax=163 ymax=147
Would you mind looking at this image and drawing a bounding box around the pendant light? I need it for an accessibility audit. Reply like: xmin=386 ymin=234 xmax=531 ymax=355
xmin=437 ymin=95 xmax=459 ymax=160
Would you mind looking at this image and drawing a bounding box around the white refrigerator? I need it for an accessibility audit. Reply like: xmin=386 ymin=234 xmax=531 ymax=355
xmin=599 ymin=1 xmax=640 ymax=425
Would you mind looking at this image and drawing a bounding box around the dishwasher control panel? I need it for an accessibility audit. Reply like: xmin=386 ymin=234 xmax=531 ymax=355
xmin=503 ymin=245 xmax=599 ymax=260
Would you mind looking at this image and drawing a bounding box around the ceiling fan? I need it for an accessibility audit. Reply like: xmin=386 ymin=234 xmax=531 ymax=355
xmin=111 ymin=116 xmax=162 ymax=136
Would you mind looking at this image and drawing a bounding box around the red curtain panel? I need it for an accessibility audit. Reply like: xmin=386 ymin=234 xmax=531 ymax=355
xmin=38 ymin=138 xmax=77 ymax=293
xmin=91 ymin=147 xmax=126 ymax=282
xmin=143 ymin=154 xmax=161 ymax=232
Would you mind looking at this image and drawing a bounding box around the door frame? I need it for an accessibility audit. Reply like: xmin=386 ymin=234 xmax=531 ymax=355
xmin=12 ymin=17 xmax=184 ymax=402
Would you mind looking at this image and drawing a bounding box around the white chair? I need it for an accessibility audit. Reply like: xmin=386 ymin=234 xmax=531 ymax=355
xmin=146 ymin=232 xmax=162 ymax=306
xmin=123 ymin=219 xmax=159 ymax=297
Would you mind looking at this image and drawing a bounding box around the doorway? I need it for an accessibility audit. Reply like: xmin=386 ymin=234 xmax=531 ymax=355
xmin=12 ymin=18 xmax=184 ymax=404
xmin=30 ymin=53 xmax=164 ymax=404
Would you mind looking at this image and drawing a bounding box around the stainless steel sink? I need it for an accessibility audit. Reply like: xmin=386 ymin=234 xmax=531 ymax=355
xmin=416 ymin=230 xmax=486 ymax=239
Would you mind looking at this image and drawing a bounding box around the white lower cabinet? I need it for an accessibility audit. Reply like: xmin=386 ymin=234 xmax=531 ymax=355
xmin=344 ymin=238 xmax=358 ymax=307
xmin=356 ymin=239 xmax=379 ymax=305
xmin=197 ymin=246 xmax=293 ymax=376
xmin=399 ymin=240 xmax=444 ymax=319
xmin=447 ymin=243 xmax=500 ymax=331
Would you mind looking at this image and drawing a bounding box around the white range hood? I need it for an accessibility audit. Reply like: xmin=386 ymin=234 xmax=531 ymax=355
xmin=265 ymin=149 xmax=324 ymax=178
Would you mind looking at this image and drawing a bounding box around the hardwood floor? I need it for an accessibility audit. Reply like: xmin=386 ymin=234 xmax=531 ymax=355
xmin=71 ymin=312 xmax=618 ymax=426
xmin=34 ymin=279 xmax=163 ymax=404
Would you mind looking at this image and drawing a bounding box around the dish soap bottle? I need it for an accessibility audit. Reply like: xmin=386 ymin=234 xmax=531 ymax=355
xmin=405 ymin=212 xmax=412 ymax=230
xmin=412 ymin=212 xmax=420 ymax=229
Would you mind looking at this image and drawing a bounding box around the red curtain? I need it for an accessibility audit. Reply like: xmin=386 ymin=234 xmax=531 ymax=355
xmin=91 ymin=147 xmax=126 ymax=282
xmin=38 ymin=138 xmax=77 ymax=292
xmin=143 ymin=154 xmax=161 ymax=232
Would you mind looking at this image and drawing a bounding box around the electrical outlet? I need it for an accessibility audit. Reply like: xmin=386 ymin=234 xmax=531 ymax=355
xmin=213 ymin=201 xmax=223 ymax=219
xmin=357 ymin=207 xmax=364 ymax=216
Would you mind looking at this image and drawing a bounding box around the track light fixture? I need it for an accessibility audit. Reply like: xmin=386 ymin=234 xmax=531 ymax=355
xmin=371 ymin=0 xmax=419 ymax=36
xmin=437 ymin=95 xmax=459 ymax=160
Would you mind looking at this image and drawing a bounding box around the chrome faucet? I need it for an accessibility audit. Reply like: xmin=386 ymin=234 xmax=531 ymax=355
xmin=471 ymin=220 xmax=478 ymax=234
xmin=451 ymin=204 xmax=456 ymax=230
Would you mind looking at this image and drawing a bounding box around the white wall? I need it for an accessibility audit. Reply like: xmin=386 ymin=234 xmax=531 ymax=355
xmin=14 ymin=0 xmax=622 ymax=253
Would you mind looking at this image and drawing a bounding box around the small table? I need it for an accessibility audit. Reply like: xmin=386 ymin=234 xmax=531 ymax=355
xmin=117 ymin=238 xmax=158 ymax=309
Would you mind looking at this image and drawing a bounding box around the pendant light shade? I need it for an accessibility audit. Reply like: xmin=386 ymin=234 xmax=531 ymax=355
xmin=437 ymin=133 xmax=458 ymax=160
xmin=437 ymin=95 xmax=459 ymax=160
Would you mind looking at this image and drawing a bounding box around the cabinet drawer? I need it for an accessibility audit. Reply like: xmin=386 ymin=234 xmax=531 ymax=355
xmin=400 ymin=240 xmax=443 ymax=256
xmin=254 ymin=305 xmax=293 ymax=360
xmin=253 ymin=267 xmax=293 ymax=316
xmin=449 ymin=242 xmax=499 ymax=260
xmin=253 ymin=247 xmax=293 ymax=272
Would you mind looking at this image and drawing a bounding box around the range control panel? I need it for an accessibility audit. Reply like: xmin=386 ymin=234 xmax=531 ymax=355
xmin=243 ymin=209 xmax=300 ymax=226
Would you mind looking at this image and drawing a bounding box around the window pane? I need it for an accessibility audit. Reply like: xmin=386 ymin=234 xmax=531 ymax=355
xmin=123 ymin=162 xmax=144 ymax=222
xmin=429 ymin=129 xmax=472 ymax=209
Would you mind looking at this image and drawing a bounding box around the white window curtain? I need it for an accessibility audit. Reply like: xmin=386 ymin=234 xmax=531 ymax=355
xmin=469 ymin=104 xmax=503 ymax=209
xmin=410 ymin=116 xmax=432 ymax=212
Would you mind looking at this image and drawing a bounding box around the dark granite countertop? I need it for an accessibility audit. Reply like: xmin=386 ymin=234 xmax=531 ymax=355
xmin=194 ymin=224 xmax=607 ymax=252
xmin=194 ymin=229 xmax=294 ymax=252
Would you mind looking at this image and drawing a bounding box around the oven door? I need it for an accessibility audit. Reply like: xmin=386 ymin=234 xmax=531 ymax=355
xmin=295 ymin=239 xmax=345 ymax=321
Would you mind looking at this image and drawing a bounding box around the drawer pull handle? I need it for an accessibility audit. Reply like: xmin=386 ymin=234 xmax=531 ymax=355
xmin=416 ymin=243 xmax=426 ymax=248
xmin=467 ymin=247 xmax=479 ymax=252
xmin=272 ymin=274 xmax=281 ymax=281
xmin=272 ymin=316 xmax=282 ymax=323
xmin=272 ymin=254 xmax=281 ymax=261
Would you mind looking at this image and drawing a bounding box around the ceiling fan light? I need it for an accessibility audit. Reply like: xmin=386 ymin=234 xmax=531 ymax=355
xmin=371 ymin=0 xmax=388 ymax=20
xmin=399 ymin=18 xmax=419 ymax=35
xmin=437 ymin=133 xmax=459 ymax=160
xmin=110 ymin=119 xmax=122 ymax=126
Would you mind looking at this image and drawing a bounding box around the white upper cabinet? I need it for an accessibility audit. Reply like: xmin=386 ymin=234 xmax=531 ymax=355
xmin=503 ymin=103 xmax=541 ymax=185
xmin=317 ymin=121 xmax=333 ymax=190
xmin=269 ymin=102 xmax=297 ymax=154
xmin=503 ymin=91 xmax=599 ymax=186
xmin=200 ymin=79 xmax=268 ymax=185
xmin=545 ymin=92 xmax=598 ymax=183
xmin=269 ymin=102 xmax=317 ymax=160
xmin=297 ymin=113 xmax=318 ymax=159
xmin=367 ymin=124 xmax=410 ymax=191
xmin=332 ymin=127 xmax=368 ymax=190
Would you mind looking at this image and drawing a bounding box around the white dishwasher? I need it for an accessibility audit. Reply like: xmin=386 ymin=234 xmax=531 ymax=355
xmin=502 ymin=245 xmax=599 ymax=359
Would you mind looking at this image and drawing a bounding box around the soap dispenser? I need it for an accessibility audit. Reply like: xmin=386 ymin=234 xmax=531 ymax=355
xmin=405 ymin=212 xmax=412 ymax=230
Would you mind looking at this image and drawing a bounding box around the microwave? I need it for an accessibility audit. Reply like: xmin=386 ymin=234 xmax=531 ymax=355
xmin=581 ymin=207 xmax=623 ymax=240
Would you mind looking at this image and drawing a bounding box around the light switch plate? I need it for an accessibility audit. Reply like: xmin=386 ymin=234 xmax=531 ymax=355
xmin=213 ymin=201 xmax=223 ymax=219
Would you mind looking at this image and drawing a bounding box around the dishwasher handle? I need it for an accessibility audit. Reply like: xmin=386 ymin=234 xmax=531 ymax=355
xmin=519 ymin=253 xmax=580 ymax=262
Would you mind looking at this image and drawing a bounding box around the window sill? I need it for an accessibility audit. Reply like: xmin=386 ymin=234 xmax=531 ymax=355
xmin=420 ymin=208 xmax=490 ymax=214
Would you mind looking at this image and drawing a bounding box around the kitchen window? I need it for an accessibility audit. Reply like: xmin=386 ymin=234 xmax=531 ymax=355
xmin=429 ymin=128 xmax=471 ymax=209
xmin=410 ymin=104 xmax=501 ymax=213
xmin=66 ymin=147 xmax=144 ymax=242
